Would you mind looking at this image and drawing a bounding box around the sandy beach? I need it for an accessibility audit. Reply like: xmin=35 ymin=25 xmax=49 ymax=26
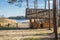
xmin=0 ymin=18 xmax=30 ymax=28
xmin=0 ymin=27 xmax=60 ymax=40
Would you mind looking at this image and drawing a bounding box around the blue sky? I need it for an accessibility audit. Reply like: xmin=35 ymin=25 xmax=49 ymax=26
xmin=0 ymin=0 xmax=53 ymax=17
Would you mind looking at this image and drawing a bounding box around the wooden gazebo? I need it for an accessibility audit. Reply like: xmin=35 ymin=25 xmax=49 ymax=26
xmin=26 ymin=0 xmax=58 ymax=39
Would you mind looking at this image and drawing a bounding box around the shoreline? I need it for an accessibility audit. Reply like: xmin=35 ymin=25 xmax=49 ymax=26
xmin=0 ymin=18 xmax=30 ymax=28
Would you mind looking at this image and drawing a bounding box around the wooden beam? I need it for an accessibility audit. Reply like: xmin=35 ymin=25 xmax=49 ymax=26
xmin=53 ymin=0 xmax=58 ymax=39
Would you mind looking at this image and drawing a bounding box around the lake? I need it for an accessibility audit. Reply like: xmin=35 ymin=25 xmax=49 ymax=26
xmin=13 ymin=19 xmax=29 ymax=23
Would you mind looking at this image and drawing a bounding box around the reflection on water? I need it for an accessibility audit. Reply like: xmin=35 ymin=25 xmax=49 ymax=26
xmin=15 ymin=19 xmax=29 ymax=23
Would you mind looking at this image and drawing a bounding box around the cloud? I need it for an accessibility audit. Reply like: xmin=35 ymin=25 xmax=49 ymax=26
xmin=47 ymin=0 xmax=53 ymax=4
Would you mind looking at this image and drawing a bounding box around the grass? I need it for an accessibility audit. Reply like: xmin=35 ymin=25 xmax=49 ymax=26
xmin=23 ymin=38 xmax=40 ymax=40
xmin=23 ymin=38 xmax=60 ymax=40
xmin=0 ymin=26 xmax=19 ymax=30
xmin=0 ymin=26 xmax=30 ymax=30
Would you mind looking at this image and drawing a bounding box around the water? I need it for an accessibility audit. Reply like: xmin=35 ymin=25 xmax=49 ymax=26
xmin=14 ymin=19 xmax=29 ymax=23
xmin=15 ymin=19 xmax=30 ymax=28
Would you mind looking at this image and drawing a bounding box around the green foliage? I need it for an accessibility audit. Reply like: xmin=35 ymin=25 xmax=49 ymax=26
xmin=8 ymin=16 xmax=25 ymax=19
xmin=8 ymin=0 xmax=23 ymax=7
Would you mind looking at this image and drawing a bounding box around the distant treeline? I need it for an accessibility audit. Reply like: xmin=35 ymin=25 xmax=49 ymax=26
xmin=8 ymin=16 xmax=27 ymax=19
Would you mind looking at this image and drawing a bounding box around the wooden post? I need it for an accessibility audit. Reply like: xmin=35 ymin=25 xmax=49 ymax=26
xmin=8 ymin=23 xmax=10 ymax=27
xmin=59 ymin=0 xmax=60 ymax=27
xmin=16 ymin=23 xmax=18 ymax=28
xmin=34 ymin=0 xmax=38 ymax=28
xmin=48 ymin=0 xmax=51 ymax=30
xmin=34 ymin=0 xmax=38 ymax=9
xmin=0 ymin=24 xmax=1 ymax=27
xmin=45 ymin=0 xmax=46 ymax=9
xmin=44 ymin=0 xmax=46 ymax=27
xmin=30 ymin=19 xmax=31 ymax=28
xmin=53 ymin=0 xmax=58 ymax=39
xmin=26 ymin=0 xmax=29 ymax=8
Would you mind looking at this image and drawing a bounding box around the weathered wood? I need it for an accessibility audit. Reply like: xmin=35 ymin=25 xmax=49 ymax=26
xmin=48 ymin=0 xmax=51 ymax=30
xmin=45 ymin=0 xmax=46 ymax=9
xmin=53 ymin=0 xmax=58 ymax=39
xmin=26 ymin=0 xmax=29 ymax=8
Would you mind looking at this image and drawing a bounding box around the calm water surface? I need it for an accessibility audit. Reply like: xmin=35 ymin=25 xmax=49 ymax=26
xmin=14 ymin=19 xmax=29 ymax=23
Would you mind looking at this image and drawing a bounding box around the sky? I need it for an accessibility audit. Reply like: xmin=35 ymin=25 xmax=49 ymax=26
xmin=0 ymin=0 xmax=53 ymax=17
